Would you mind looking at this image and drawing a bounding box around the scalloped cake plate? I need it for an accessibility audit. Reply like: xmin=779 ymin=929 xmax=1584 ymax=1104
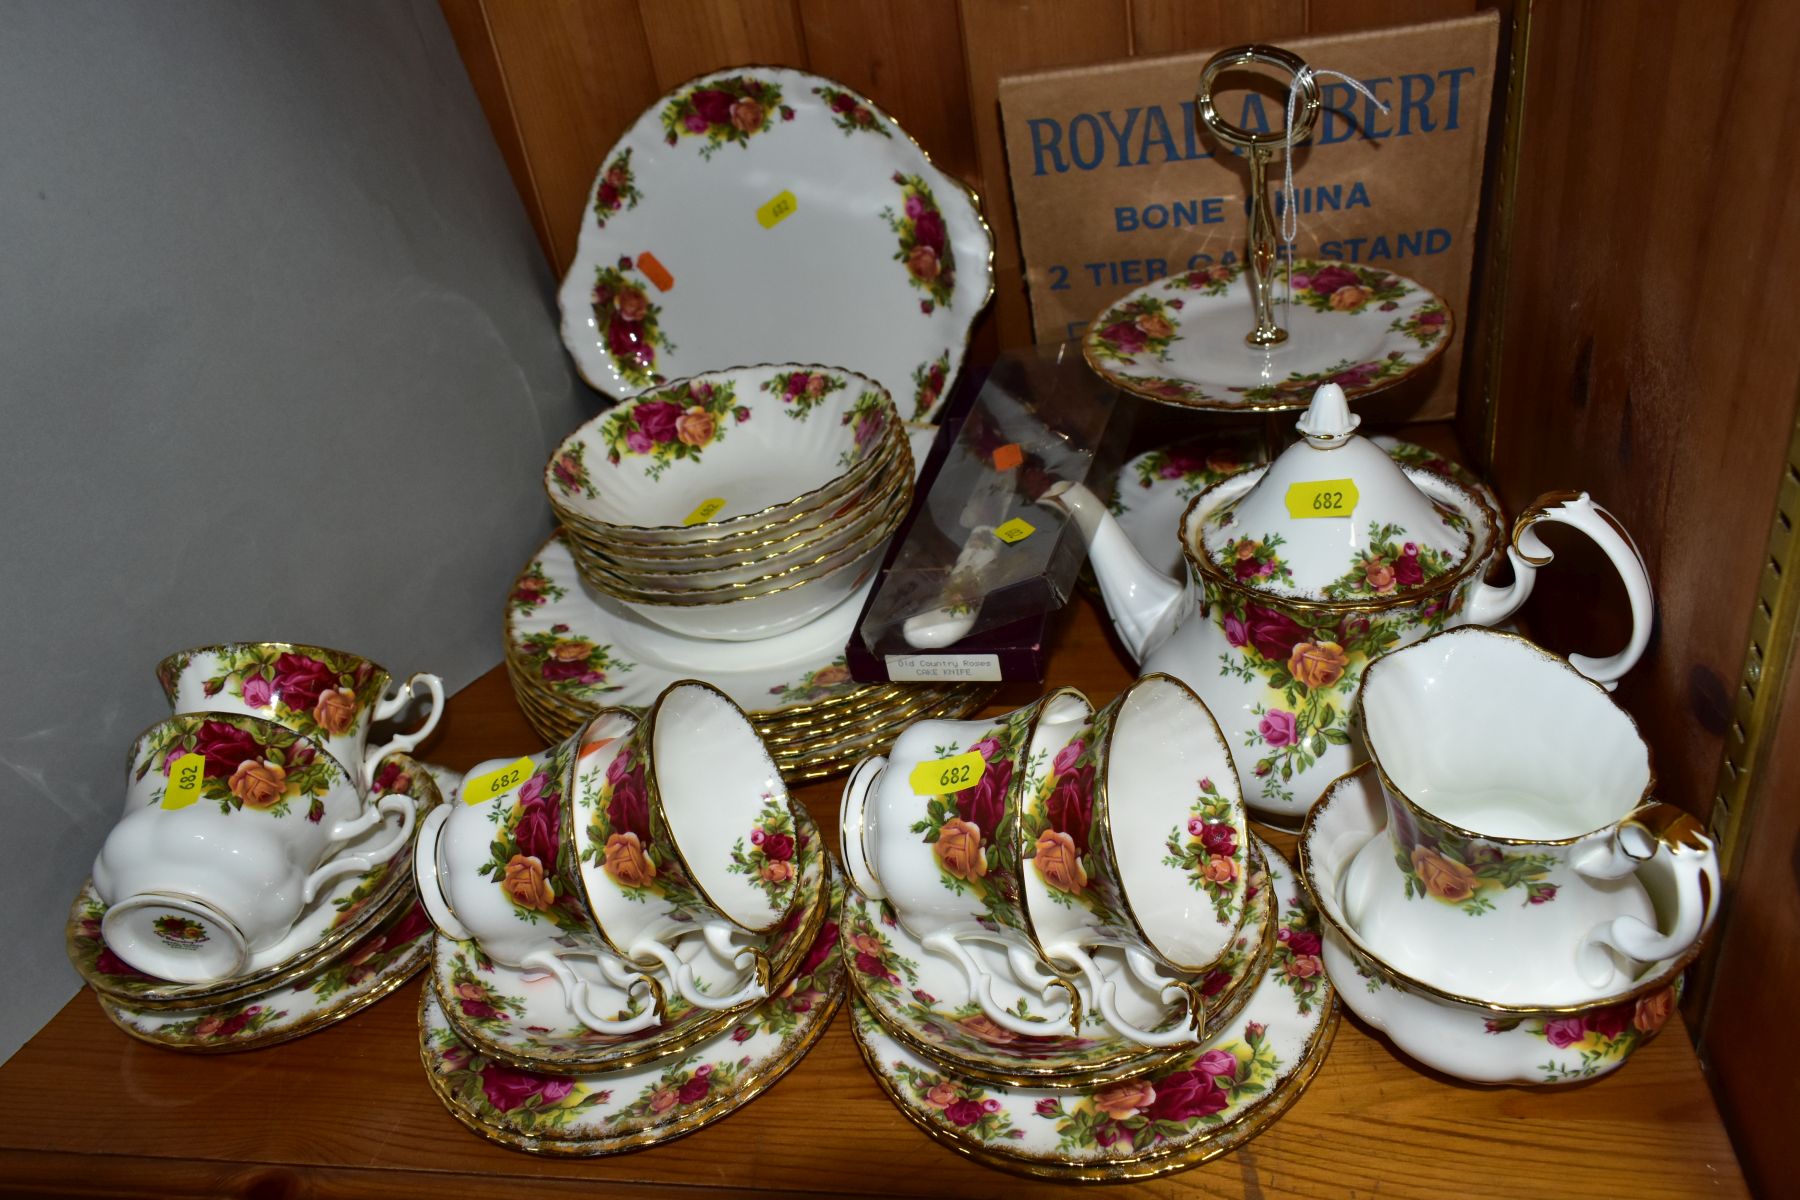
xmin=557 ymin=67 xmax=992 ymax=421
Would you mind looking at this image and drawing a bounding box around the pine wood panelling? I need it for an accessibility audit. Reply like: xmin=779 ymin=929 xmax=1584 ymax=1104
xmin=1128 ymin=0 xmax=1310 ymax=55
xmin=636 ymin=0 xmax=809 ymax=90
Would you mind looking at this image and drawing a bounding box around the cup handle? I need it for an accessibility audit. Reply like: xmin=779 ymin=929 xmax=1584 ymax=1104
xmin=629 ymin=935 xmax=770 ymax=1011
xmin=524 ymin=951 xmax=667 ymax=1035
xmin=411 ymin=805 xmax=471 ymax=940
xmin=362 ymin=673 xmax=447 ymax=788
xmin=920 ymin=929 xmax=1083 ymax=1037
xmin=1046 ymin=940 xmax=1204 ymax=1048
xmin=1575 ymin=803 xmax=1719 ymax=988
xmin=1463 ymin=492 xmax=1655 ymax=689
xmin=302 ymin=794 xmax=418 ymax=904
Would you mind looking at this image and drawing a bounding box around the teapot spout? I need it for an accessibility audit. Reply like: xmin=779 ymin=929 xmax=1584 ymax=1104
xmin=1042 ymin=480 xmax=1189 ymax=662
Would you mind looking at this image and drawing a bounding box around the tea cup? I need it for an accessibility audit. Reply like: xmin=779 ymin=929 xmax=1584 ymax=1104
xmin=95 ymin=713 xmax=417 ymax=983
xmin=1349 ymin=626 xmax=1720 ymax=1005
xmin=157 ymin=642 xmax=444 ymax=790
xmin=1018 ymin=673 xmax=1252 ymax=1046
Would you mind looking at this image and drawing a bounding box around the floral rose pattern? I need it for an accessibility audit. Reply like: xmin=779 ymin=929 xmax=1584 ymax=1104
xmin=158 ymin=644 xmax=382 ymax=746
xmin=727 ymin=794 xmax=801 ymax=907
xmin=1160 ymin=776 xmax=1243 ymax=925
xmin=1387 ymin=801 xmax=1559 ymax=916
xmin=590 ymin=259 xmax=674 ymax=389
xmin=1393 ymin=300 xmax=1449 ymax=347
xmin=152 ymin=916 xmax=207 ymax=945
xmin=147 ymin=1003 xmax=289 ymax=1046
xmin=1230 ymin=352 xmax=1419 ymax=405
xmin=760 ymin=368 xmax=845 ymax=421
xmin=1218 ymin=533 xmax=1294 ymax=587
xmin=837 ymin=388 xmax=893 ymax=470
xmin=909 ymin=705 xmax=1041 ymax=931
xmin=592 ymin=148 xmax=641 ymax=228
xmin=601 ymin=377 xmax=742 ymax=480
xmin=883 ymin=173 xmax=955 ymax=314
xmin=1268 ymin=893 xmax=1327 ymax=1014
xmin=1165 ymin=262 xmax=1241 ymax=295
xmin=548 ymin=441 xmax=596 ymax=501
xmin=513 ymin=625 xmax=632 ymax=700
xmin=1124 ymin=437 xmax=1257 ymax=506
xmin=508 ymin=561 xmax=567 ymax=617
xmin=813 ymin=85 xmax=890 ymax=137
xmin=890 ymin=1059 xmax=1021 ymax=1141
xmin=576 ymin=726 xmax=705 ymax=919
xmin=660 ymin=76 xmax=791 ymax=160
xmin=476 ymin=741 xmax=590 ymax=933
xmin=1285 ymin=259 xmax=1413 ymax=315
xmin=1017 ymin=710 xmax=1127 ymax=934
xmin=911 ymin=351 xmax=950 ymax=419
xmin=1088 ymin=295 xmax=1182 ymax=365
xmin=1320 ymin=520 xmax=1463 ymax=600
xmin=1485 ymin=985 xmax=1676 ymax=1082
xmin=132 ymin=714 xmax=339 ymax=821
xmin=767 ymin=658 xmax=855 ymax=705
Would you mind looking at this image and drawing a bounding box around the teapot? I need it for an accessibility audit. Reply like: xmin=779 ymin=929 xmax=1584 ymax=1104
xmin=1044 ymin=384 xmax=1654 ymax=826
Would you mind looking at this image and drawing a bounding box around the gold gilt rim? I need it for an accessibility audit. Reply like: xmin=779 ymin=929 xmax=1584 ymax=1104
xmin=1296 ymin=762 xmax=1703 ymax=1015
xmin=560 ymin=707 xmax=650 ymax=963
xmin=1354 ymin=625 xmax=1658 ymax=847
xmin=853 ymin=869 xmax=1279 ymax=1090
xmin=554 ymin=419 xmax=910 ymax=562
xmin=417 ymin=962 xmax=848 ymax=1155
xmin=95 ymin=921 xmax=431 ymax=1054
xmin=557 ymin=62 xmax=996 ymax=412
xmin=1081 ymin=262 xmax=1455 ymax=415
xmin=547 ymin=362 xmax=905 ymax=538
xmin=436 ymin=862 xmax=832 ymax=1076
xmin=1179 ymin=464 xmax=1501 ymax=615
xmin=568 ymin=488 xmax=910 ymax=607
xmin=73 ymin=765 xmax=443 ymax=1007
xmin=850 ymin=991 xmax=1339 ymax=1181
xmin=1092 ymin=673 xmax=1253 ymax=974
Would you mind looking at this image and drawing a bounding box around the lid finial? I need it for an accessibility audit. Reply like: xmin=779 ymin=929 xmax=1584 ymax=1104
xmin=1293 ymin=383 xmax=1360 ymax=448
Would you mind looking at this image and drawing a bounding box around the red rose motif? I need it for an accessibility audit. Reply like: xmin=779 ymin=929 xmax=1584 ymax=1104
xmin=690 ymin=89 xmax=734 ymax=125
xmin=480 ymin=1064 xmax=573 ymax=1112
xmin=1100 ymin=321 xmax=1147 ymax=354
xmin=634 ymin=399 xmax=683 ymax=444
xmin=1394 ymin=544 xmax=1424 ymax=588
xmin=954 ymin=756 xmax=1012 ymax=840
xmin=1244 ymin=606 xmax=1308 ymax=663
xmin=943 ymin=1099 xmax=985 ymax=1127
xmin=1146 ymin=1069 xmax=1228 ymax=1122
xmin=1200 ymin=967 xmax=1231 ymax=997
xmin=676 ymin=1072 xmax=713 ymax=1105
xmin=382 ymin=903 xmax=432 ymax=948
xmin=761 ymin=832 xmax=794 ymax=861
xmin=1418 ymin=308 xmax=1446 ymax=327
xmin=830 ymin=92 xmax=854 ymax=113
xmin=597 ymin=181 xmax=619 ymax=208
xmin=1196 ymin=1049 xmax=1238 ymax=1077
xmin=1286 ymin=929 xmax=1322 ymax=957
xmin=797 ymin=921 xmax=839 ymax=979
xmin=540 ymin=656 xmax=592 ymax=682
xmin=606 ymin=765 xmax=651 ymax=841
xmin=1308 ymin=265 xmax=1359 ymax=295
xmin=95 ymin=948 xmax=148 ymax=978
xmin=272 ymin=653 xmax=337 ymax=714
xmin=1543 ymin=1016 xmax=1587 ymax=1049
xmin=1045 ymin=764 xmax=1096 ymax=854
xmin=192 ymin=720 xmax=263 ymax=780
xmin=606 ymin=317 xmax=652 ymax=365
xmin=512 ymin=794 xmax=561 ymax=868
xmin=1588 ymin=1002 xmax=1632 ymax=1040
xmin=855 ymin=951 xmax=898 ymax=983
xmin=1199 ymin=822 xmax=1237 ymax=858
xmin=372 ymin=759 xmax=412 ymax=795
xmin=460 ymin=998 xmax=500 ymax=1021
xmin=911 ymin=209 xmax=946 ymax=254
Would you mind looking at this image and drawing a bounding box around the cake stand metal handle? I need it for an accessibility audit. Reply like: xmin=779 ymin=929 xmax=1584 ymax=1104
xmin=1196 ymin=45 xmax=1322 ymax=349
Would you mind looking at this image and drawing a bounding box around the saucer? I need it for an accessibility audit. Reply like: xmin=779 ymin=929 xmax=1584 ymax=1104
xmin=1112 ymin=435 xmax=1498 ymax=579
xmin=850 ymin=845 xmax=1337 ymax=1180
xmin=69 ymin=754 xmax=444 ymax=1007
xmin=556 ymin=67 xmax=992 ymax=418
xmin=436 ymin=809 xmax=832 ymax=1074
xmin=420 ymin=874 xmax=847 ymax=1153
xmin=845 ymin=839 xmax=1278 ymax=1088
xmin=97 ymin=897 xmax=432 ymax=1052
xmin=1082 ymin=259 xmax=1451 ymax=412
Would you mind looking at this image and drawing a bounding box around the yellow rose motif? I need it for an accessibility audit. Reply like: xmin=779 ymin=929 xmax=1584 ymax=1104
xmin=1033 ymin=829 xmax=1087 ymax=894
xmin=312 ymin=686 xmax=357 ymax=735
xmin=1410 ymin=845 xmax=1479 ymax=903
xmin=1093 ymin=1079 xmax=1157 ymax=1121
xmin=1203 ymin=854 xmax=1238 ymax=884
xmin=550 ymin=639 xmax=591 ymax=663
xmin=674 ymin=406 xmax=716 ymax=447
xmin=905 ymin=243 xmax=941 ymax=282
xmin=501 ymin=854 xmax=556 ymax=910
xmin=933 ymin=817 xmax=987 ymax=881
xmin=1135 ymin=312 xmax=1174 ymax=339
xmin=1633 ymin=987 xmax=1675 ymax=1034
xmin=603 ymin=832 xmax=657 ymax=890
xmin=229 ymin=759 xmax=287 ymax=809
xmin=1288 ymin=640 xmax=1349 ymax=690
xmin=1328 ymin=284 xmax=1372 ymax=311
xmin=1363 ymin=557 xmax=1397 ymax=593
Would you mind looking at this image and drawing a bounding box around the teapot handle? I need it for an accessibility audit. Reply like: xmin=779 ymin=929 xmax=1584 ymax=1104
xmin=1462 ymin=491 xmax=1654 ymax=690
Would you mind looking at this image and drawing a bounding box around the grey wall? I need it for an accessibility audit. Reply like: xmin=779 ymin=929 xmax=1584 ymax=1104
xmin=0 ymin=1 xmax=591 ymax=1059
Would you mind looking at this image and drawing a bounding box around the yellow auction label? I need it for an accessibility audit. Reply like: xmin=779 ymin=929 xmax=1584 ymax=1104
xmin=683 ymin=497 xmax=728 ymax=526
xmin=756 ymin=190 xmax=798 ymax=229
xmin=161 ymin=753 xmax=205 ymax=810
xmin=910 ymin=751 xmax=985 ymax=796
xmin=464 ymin=756 xmax=535 ymax=805
xmin=1284 ymin=479 xmax=1360 ymax=519
xmin=994 ymin=517 xmax=1036 ymax=544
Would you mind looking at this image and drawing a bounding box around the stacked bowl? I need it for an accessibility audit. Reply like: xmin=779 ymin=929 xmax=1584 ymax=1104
xmin=513 ymin=362 xmax=995 ymax=780
xmin=1299 ymin=627 xmax=1720 ymax=1084
xmin=412 ymin=680 xmax=847 ymax=1153
xmin=837 ymin=677 xmax=1338 ymax=1181
xmin=545 ymin=363 xmax=913 ymax=643
xmin=68 ymin=642 xmax=447 ymax=1051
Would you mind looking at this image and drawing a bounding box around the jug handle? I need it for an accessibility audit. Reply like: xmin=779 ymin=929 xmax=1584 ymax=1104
xmin=1463 ymin=491 xmax=1654 ymax=689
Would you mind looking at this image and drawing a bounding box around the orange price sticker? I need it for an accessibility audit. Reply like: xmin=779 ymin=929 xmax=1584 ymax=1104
xmin=637 ymin=252 xmax=674 ymax=293
xmin=992 ymin=443 xmax=1023 ymax=472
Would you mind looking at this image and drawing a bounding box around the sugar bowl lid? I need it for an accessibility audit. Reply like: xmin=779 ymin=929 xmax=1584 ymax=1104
xmin=1195 ymin=384 xmax=1472 ymax=600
